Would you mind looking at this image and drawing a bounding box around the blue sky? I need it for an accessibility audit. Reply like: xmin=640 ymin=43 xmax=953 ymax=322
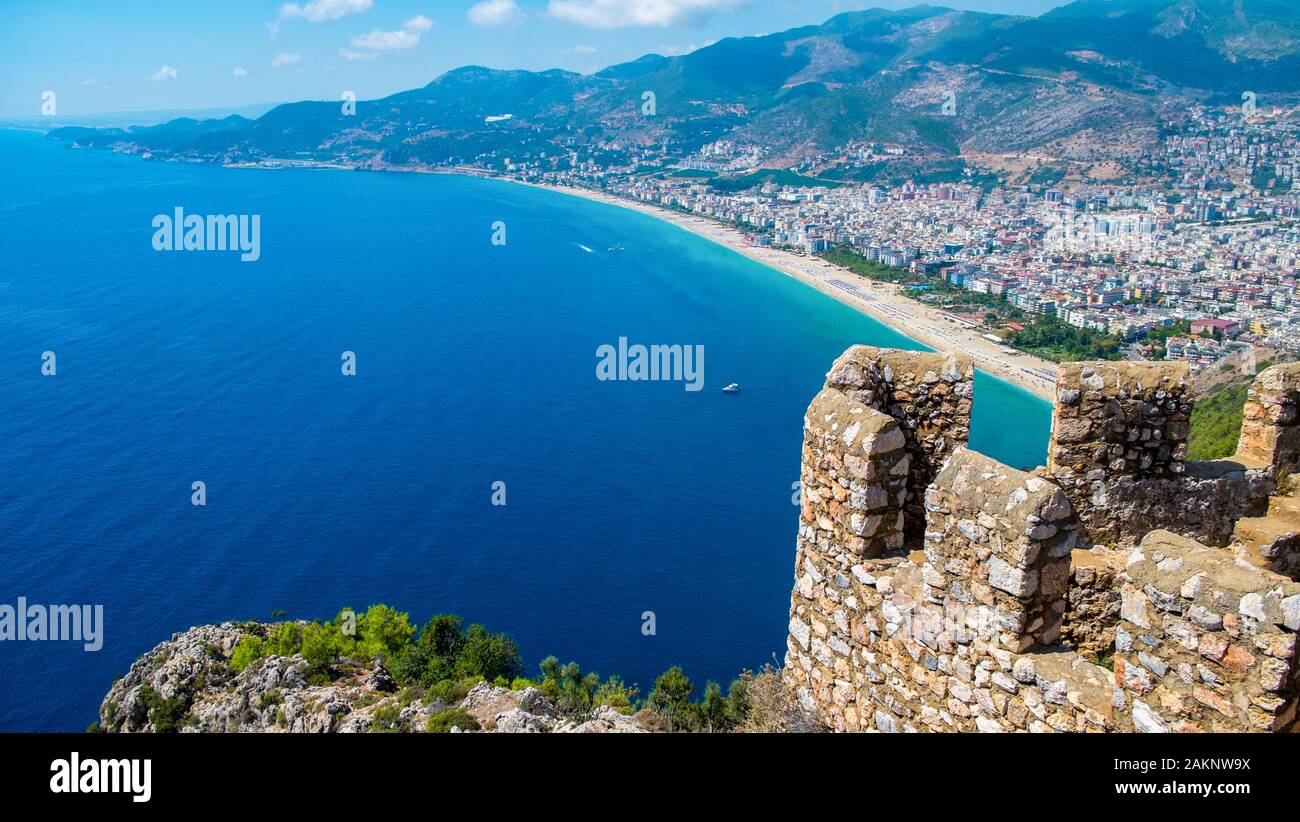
xmin=0 ymin=0 xmax=1070 ymax=117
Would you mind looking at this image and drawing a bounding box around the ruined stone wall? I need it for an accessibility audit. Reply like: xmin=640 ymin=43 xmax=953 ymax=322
xmin=922 ymin=449 xmax=1079 ymax=652
xmin=1116 ymin=530 xmax=1300 ymax=732
xmin=1050 ymin=362 xmax=1192 ymax=480
xmin=785 ymin=347 xmax=1300 ymax=733
xmin=1061 ymin=549 xmax=1125 ymax=658
xmin=825 ymin=345 xmax=973 ymax=542
xmin=1237 ymin=363 xmax=1300 ymax=474
xmin=796 ymin=386 xmax=910 ymax=564
xmin=1046 ymin=361 xmax=1272 ymax=547
xmin=786 ymin=445 xmax=1119 ymax=732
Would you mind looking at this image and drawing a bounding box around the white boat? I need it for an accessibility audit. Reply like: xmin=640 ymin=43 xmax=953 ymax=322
xmin=722 ymin=383 xmax=741 ymax=393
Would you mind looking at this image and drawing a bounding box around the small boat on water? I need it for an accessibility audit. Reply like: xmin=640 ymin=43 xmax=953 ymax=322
xmin=722 ymin=383 xmax=741 ymax=393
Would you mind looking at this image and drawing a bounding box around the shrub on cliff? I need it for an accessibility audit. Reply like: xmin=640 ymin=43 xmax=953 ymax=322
xmin=386 ymin=614 xmax=523 ymax=688
xmin=369 ymin=704 xmax=402 ymax=733
xmin=427 ymin=676 xmax=481 ymax=705
xmin=300 ymin=622 xmax=346 ymax=669
xmin=228 ymin=605 xmax=417 ymax=676
xmin=138 ymin=685 xmax=189 ymax=733
xmin=142 ymin=605 xmax=782 ymax=732
xmin=730 ymin=666 xmax=817 ymax=733
xmin=347 ymin=604 xmax=416 ymax=660
xmin=269 ymin=622 xmax=302 ymax=656
xmin=592 ymin=676 xmax=639 ymax=714
xmin=647 ymin=666 xmax=695 ymax=731
xmin=426 ymin=706 xmax=480 ymax=733
xmin=538 ymin=656 xmax=600 ymax=714
xmin=456 ymin=623 xmax=523 ymax=682
xmin=230 ymin=636 xmax=266 ymax=673
xmin=535 ymin=657 xmax=646 ymax=717
xmin=638 ymin=667 xmax=794 ymax=732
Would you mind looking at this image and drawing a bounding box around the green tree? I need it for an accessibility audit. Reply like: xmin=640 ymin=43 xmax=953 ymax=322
xmin=456 ymin=623 xmax=524 ymax=682
xmin=648 ymin=666 xmax=695 ymax=732
xmin=268 ymin=622 xmax=302 ymax=657
xmin=352 ymin=604 xmax=415 ymax=660
xmin=229 ymin=636 xmax=266 ymax=673
xmin=388 ymin=614 xmax=464 ymax=686
xmin=700 ymin=681 xmax=729 ymax=732
xmin=538 ymin=656 xmax=600 ymax=715
xmin=724 ymin=676 xmax=751 ymax=728
xmin=300 ymin=622 xmax=345 ymax=669
xmin=593 ymin=676 xmax=639 ymax=714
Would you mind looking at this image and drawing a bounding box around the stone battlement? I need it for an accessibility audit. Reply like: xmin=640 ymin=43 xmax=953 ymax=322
xmin=1049 ymin=361 xmax=1192 ymax=480
xmin=825 ymin=346 xmax=973 ymax=541
xmin=1049 ymin=361 xmax=1282 ymax=547
xmin=785 ymin=347 xmax=1300 ymax=733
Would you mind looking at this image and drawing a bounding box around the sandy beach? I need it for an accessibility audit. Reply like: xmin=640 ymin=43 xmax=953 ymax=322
xmin=520 ymin=181 xmax=1059 ymax=402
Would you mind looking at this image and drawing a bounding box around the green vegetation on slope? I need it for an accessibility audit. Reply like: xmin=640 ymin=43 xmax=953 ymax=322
xmin=226 ymin=604 xmax=786 ymax=733
xmin=1186 ymin=360 xmax=1277 ymax=461
xmin=1187 ymin=383 xmax=1249 ymax=461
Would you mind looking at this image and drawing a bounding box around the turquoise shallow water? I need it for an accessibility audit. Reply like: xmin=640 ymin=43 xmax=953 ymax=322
xmin=0 ymin=128 xmax=1050 ymax=730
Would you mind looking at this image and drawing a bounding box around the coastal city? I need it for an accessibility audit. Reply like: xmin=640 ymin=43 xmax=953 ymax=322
xmin=507 ymin=104 xmax=1300 ymax=379
xmin=16 ymin=0 xmax=1300 ymax=765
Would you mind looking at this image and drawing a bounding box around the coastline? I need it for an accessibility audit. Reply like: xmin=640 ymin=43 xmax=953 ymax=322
xmin=513 ymin=179 xmax=1059 ymax=402
xmin=33 ymin=122 xmax=1058 ymax=401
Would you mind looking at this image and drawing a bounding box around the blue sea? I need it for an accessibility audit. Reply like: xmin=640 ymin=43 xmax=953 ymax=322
xmin=0 ymin=128 xmax=1051 ymax=731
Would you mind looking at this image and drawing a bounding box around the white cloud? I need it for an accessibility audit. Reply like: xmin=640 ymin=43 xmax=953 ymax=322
xmin=349 ymin=15 xmax=433 ymax=51
xmin=151 ymin=64 xmax=178 ymax=81
xmin=572 ymin=44 xmax=598 ymax=54
xmin=339 ymin=48 xmax=379 ymax=61
xmin=350 ymin=28 xmax=419 ymax=50
xmin=233 ymin=67 xmax=249 ymax=77
xmin=547 ymin=0 xmax=744 ymax=28
xmin=404 ymin=14 xmax=434 ymax=32
xmin=271 ymin=52 xmax=302 ymax=68
xmin=279 ymin=0 xmax=373 ymax=22
xmin=468 ymin=0 xmax=525 ymax=26
xmin=81 ymin=78 xmax=99 ymax=86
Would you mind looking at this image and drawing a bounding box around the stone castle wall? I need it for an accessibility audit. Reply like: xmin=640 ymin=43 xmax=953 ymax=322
xmin=786 ymin=446 xmax=1117 ymax=732
xmin=1060 ymin=548 xmax=1125 ymax=658
xmin=785 ymin=348 xmax=1300 ymax=733
xmin=1118 ymin=531 xmax=1300 ymax=732
xmin=1048 ymin=361 xmax=1274 ymax=547
xmin=797 ymin=386 xmax=910 ymax=562
xmin=1049 ymin=362 xmax=1192 ymax=481
xmin=824 ymin=346 xmax=973 ymax=542
xmin=1237 ymin=363 xmax=1300 ymax=474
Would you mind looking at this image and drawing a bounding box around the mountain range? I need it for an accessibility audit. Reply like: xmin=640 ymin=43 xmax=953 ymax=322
xmin=49 ymin=1 xmax=1300 ymax=185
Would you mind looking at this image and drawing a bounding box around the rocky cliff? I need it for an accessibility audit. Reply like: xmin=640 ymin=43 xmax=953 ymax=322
xmin=97 ymin=622 xmax=646 ymax=734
